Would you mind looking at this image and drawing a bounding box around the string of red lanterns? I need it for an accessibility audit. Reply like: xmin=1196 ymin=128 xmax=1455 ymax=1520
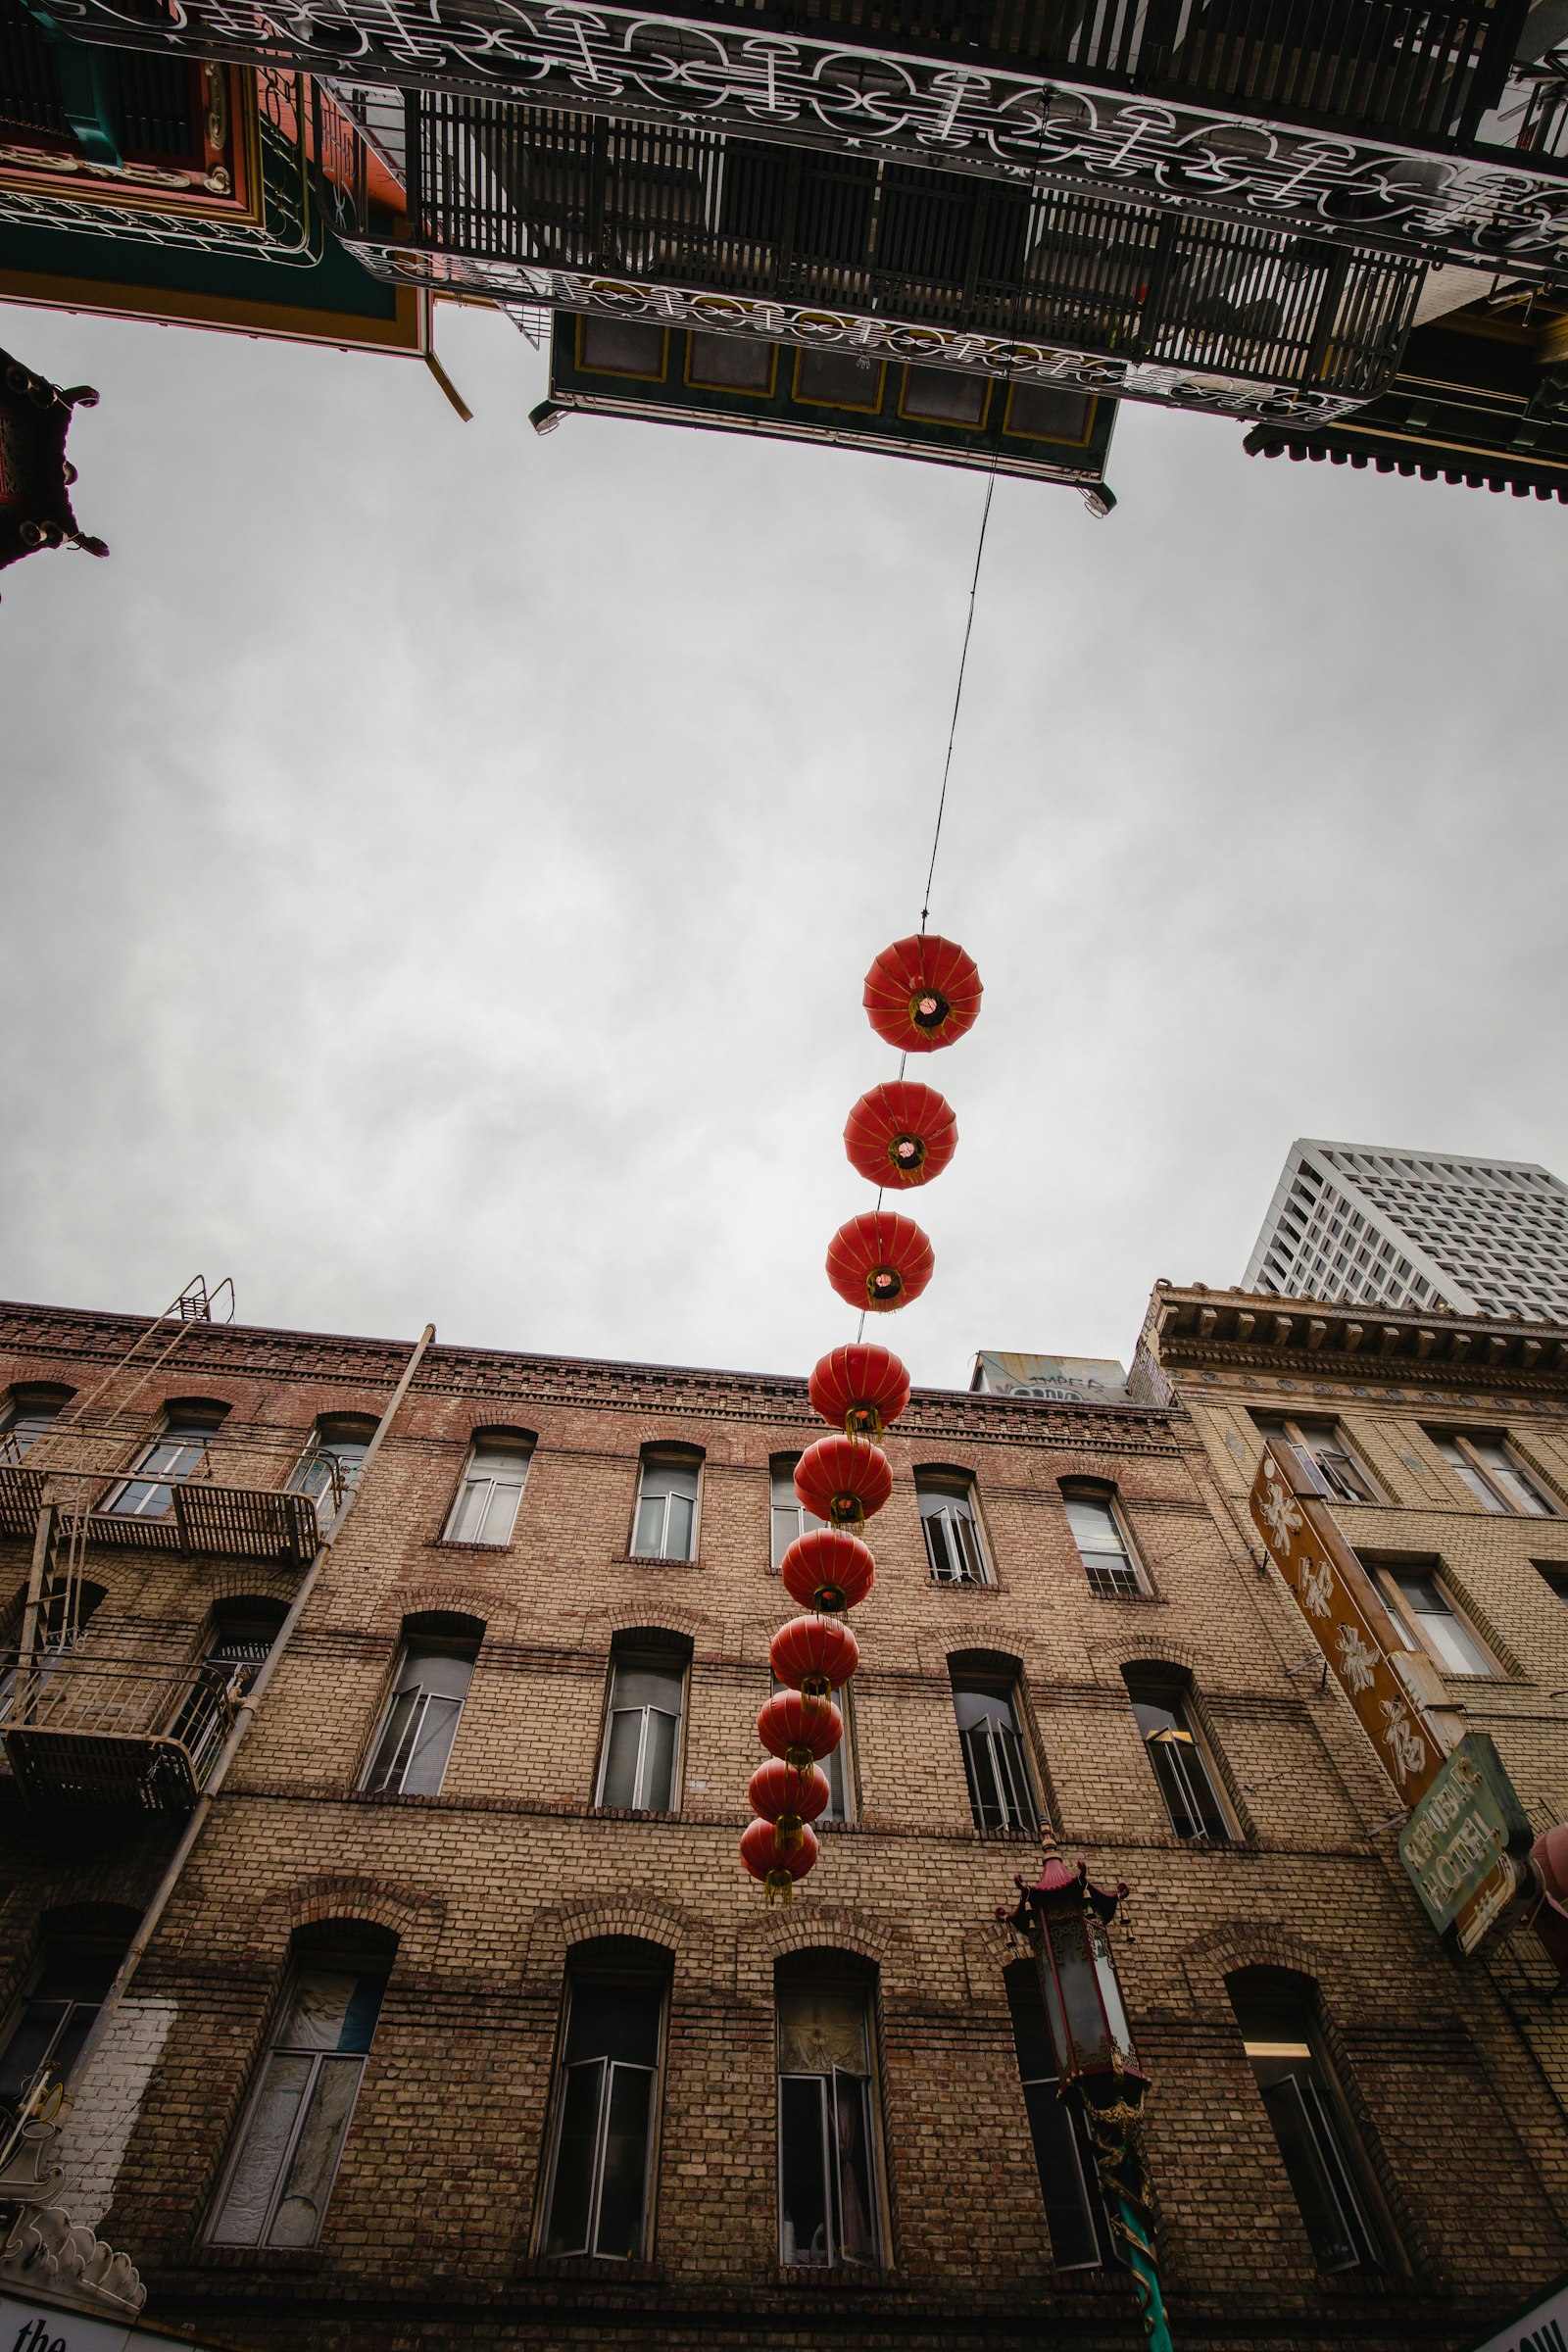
xmin=741 ymin=933 xmax=983 ymax=1902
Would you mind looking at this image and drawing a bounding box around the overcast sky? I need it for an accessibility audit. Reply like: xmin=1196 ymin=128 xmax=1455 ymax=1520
xmin=3 ymin=295 xmax=1566 ymax=1394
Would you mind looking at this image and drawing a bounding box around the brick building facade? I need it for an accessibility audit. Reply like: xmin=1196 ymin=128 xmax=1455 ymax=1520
xmin=2 ymin=1291 xmax=1566 ymax=2352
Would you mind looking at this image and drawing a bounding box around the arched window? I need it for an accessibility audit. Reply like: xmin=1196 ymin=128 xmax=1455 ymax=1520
xmin=363 ymin=1614 xmax=483 ymax=1798
xmin=539 ymin=1937 xmax=671 ymax=2261
xmin=631 ymin=1449 xmax=701 ymax=1563
xmin=1227 ymin=1968 xmax=1392 ymax=2276
xmin=770 ymin=1453 xmax=823 ymax=1570
xmin=775 ymin=1950 xmax=883 ymax=2271
xmin=1060 ymin=1485 xmax=1147 ymax=1598
xmin=209 ymin=1921 xmax=396 ymax=2249
xmin=0 ymin=1579 xmax=108 ymax=1726
xmin=917 ymin=1470 xmax=989 ymax=1586
xmin=288 ymin=1415 xmax=377 ymax=1519
xmin=0 ymin=1384 xmax=73 ymax=1463
xmin=169 ymin=1598 xmax=288 ymax=1774
xmin=950 ymin=1658 xmax=1037 ymax=1833
xmin=1003 ymin=1959 xmax=1114 ymax=2270
xmin=105 ymin=1400 xmax=228 ymax=1520
xmin=596 ymin=1636 xmax=689 ymax=1813
xmin=1123 ymin=1666 xmax=1232 ymax=1843
xmin=443 ymin=1430 xmax=533 ymax=1546
xmin=0 ymin=1906 xmax=134 ymax=2123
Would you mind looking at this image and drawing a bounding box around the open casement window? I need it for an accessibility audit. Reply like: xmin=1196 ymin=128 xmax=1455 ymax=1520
xmin=1126 ymin=1679 xmax=1231 ymax=1844
xmin=633 ymin=1455 xmax=700 ymax=1562
xmin=542 ymin=1972 xmax=665 ymax=2260
xmin=1230 ymin=1982 xmax=1388 ymax=2276
xmin=0 ymin=1387 xmax=71 ymax=1465
xmin=169 ymin=1606 xmax=285 ymax=1777
xmin=918 ymin=1476 xmax=989 ymax=1586
xmin=597 ymin=1650 xmax=684 ymax=1812
xmin=287 ymin=1419 xmax=376 ymax=1520
xmin=776 ymin=1971 xmax=881 ymax=2271
xmin=1062 ymin=1490 xmax=1145 ymax=1598
xmin=952 ymin=1678 xmax=1038 ymax=1833
xmin=210 ymin=1958 xmax=387 ymax=2248
xmin=0 ymin=1943 xmax=125 ymax=2122
xmin=1374 ymin=1566 xmax=1497 ymax=1679
xmin=1004 ymin=1962 xmax=1115 ymax=2271
xmin=770 ymin=1455 xmax=823 ymax=1570
xmin=1430 ymin=1432 xmax=1558 ymax=1518
xmin=105 ymin=1409 xmax=224 ymax=1519
xmin=364 ymin=1639 xmax=478 ymax=1796
xmin=444 ymin=1435 xmax=532 ymax=1545
xmin=1252 ymin=1417 xmax=1380 ymax=1505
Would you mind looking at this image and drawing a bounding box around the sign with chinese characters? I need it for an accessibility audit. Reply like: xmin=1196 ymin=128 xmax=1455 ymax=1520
xmin=1399 ymin=1734 xmax=1532 ymax=1943
xmin=1249 ymin=1443 xmax=1444 ymax=1808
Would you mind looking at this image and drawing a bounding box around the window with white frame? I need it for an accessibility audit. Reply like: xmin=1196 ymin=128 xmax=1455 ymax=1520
xmin=444 ymin=1433 xmax=532 ymax=1545
xmin=632 ymin=1453 xmax=700 ymax=1562
xmin=0 ymin=1936 xmax=126 ymax=2121
xmin=597 ymin=1645 xmax=686 ymax=1812
xmin=951 ymin=1669 xmax=1037 ymax=1833
xmin=209 ymin=1935 xmax=391 ymax=2247
xmin=1125 ymin=1670 xmax=1231 ymax=1843
xmin=918 ymin=1473 xmax=989 ymax=1586
xmin=105 ymin=1406 xmax=225 ymax=1519
xmin=363 ymin=1630 xmax=479 ymax=1796
xmin=775 ymin=1956 xmax=882 ymax=2271
xmin=540 ymin=1954 xmax=667 ymax=2260
xmin=1252 ymin=1416 xmax=1381 ymax=1504
xmin=770 ymin=1454 xmax=823 ymax=1570
xmin=1229 ymin=1974 xmax=1390 ymax=2276
xmin=287 ymin=1417 xmax=376 ymax=1521
xmin=1061 ymin=1489 xmax=1146 ymax=1598
xmin=0 ymin=1386 xmax=71 ymax=1465
xmin=1004 ymin=1960 xmax=1115 ymax=2270
xmin=1369 ymin=1563 xmax=1498 ymax=1679
xmin=1429 ymin=1432 xmax=1558 ymax=1518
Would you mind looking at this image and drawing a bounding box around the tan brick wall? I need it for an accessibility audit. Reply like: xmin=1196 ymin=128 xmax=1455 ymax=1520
xmin=2 ymin=1298 xmax=1566 ymax=2352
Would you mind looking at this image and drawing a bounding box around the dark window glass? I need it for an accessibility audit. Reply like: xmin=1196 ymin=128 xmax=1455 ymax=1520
xmin=598 ymin=1654 xmax=683 ymax=1811
xmin=776 ymin=1984 xmax=878 ymax=2269
xmin=210 ymin=1966 xmax=386 ymax=2248
xmin=1129 ymin=1688 xmax=1229 ymax=1843
xmin=633 ymin=1459 xmax=699 ymax=1560
xmin=1232 ymin=1991 xmax=1385 ymax=2275
xmin=543 ymin=1977 xmax=663 ymax=2259
xmin=0 ymin=1947 xmax=122 ymax=2117
xmin=288 ymin=1425 xmax=373 ymax=1519
xmin=365 ymin=1642 xmax=476 ymax=1796
xmin=919 ymin=1482 xmax=988 ymax=1585
xmin=1004 ymin=1966 xmax=1110 ymax=2270
xmin=952 ymin=1682 xmax=1037 ymax=1832
xmin=106 ymin=1414 xmax=220 ymax=1519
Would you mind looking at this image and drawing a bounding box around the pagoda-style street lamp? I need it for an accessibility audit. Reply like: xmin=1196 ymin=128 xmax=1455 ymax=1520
xmin=1002 ymin=1830 xmax=1173 ymax=2352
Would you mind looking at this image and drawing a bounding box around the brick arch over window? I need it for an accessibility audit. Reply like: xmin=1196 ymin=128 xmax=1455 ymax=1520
xmin=280 ymin=1874 xmax=447 ymax=1953
xmin=602 ymin=1614 xmax=701 ymax=1651
xmin=524 ymin=1896 xmax=694 ymax=1985
xmin=37 ymin=1899 xmax=142 ymax=1945
xmin=1174 ymin=1917 xmax=1332 ymax=2009
xmin=1088 ymin=1632 xmax=1213 ymax=1683
xmin=960 ymin=1916 xmax=1025 ymax=2006
xmin=390 ymin=1578 xmax=496 ymax=1625
xmin=1 ymin=1378 xmax=74 ymax=1412
xmin=736 ymin=1905 xmax=911 ymax=1999
xmin=947 ymin=1645 xmax=1025 ymax=1683
xmin=290 ymin=1915 xmax=400 ymax=1967
xmin=209 ymin=1563 xmax=298 ymax=1608
xmin=159 ymin=1395 xmax=234 ymax=1421
xmin=401 ymin=1607 xmax=487 ymax=1646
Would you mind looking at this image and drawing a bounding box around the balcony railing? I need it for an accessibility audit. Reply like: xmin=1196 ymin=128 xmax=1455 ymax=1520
xmin=0 ymin=1463 xmax=323 ymax=1569
xmin=1 ymin=1647 xmax=244 ymax=1812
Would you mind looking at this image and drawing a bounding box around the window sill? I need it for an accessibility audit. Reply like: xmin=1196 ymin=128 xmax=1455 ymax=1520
xmin=428 ymin=1537 xmax=513 ymax=1553
xmin=773 ymin=2264 xmax=899 ymax=2289
xmin=191 ymin=2244 xmax=327 ymax=2270
xmin=613 ymin=1553 xmax=704 ymax=1570
xmin=928 ymin=1577 xmax=999 ymax=1592
xmin=591 ymin=1803 xmax=681 ymax=1823
xmin=518 ymin=2255 xmax=665 ymax=2282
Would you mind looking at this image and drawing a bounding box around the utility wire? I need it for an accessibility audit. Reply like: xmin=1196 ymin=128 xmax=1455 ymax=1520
xmin=919 ymin=467 xmax=997 ymax=937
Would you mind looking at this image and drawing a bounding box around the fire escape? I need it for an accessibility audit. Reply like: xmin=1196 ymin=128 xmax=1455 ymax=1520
xmin=0 ymin=1279 xmax=333 ymax=1815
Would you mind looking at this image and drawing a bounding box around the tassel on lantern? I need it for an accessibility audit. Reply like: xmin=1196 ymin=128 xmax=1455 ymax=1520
xmin=844 ymin=1080 xmax=957 ymax=1191
xmin=862 ymin=934 xmax=982 ymax=1054
xmin=770 ymin=1614 xmax=859 ymax=1695
xmin=741 ymin=1815 xmax=819 ymax=1903
xmin=826 ymin=1210 xmax=934 ymax=1314
xmin=795 ymin=1434 xmax=894 ymax=1526
xmin=758 ymin=1689 xmax=843 ymax=1766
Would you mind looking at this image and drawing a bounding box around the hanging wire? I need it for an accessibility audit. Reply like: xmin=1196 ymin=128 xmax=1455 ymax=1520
xmin=919 ymin=468 xmax=998 ymax=937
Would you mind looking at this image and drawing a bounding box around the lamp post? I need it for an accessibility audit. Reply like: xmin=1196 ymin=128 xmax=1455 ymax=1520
xmin=1001 ymin=1829 xmax=1173 ymax=2352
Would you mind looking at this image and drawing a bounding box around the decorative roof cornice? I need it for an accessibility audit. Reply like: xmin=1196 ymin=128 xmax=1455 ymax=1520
xmin=1140 ymin=1283 xmax=1568 ymax=1396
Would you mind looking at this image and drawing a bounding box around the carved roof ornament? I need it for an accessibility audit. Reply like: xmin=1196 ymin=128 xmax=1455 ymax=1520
xmin=0 ymin=351 xmax=108 ymax=594
xmin=1146 ymin=1285 xmax=1568 ymax=1391
xmin=0 ymin=2105 xmax=145 ymax=2317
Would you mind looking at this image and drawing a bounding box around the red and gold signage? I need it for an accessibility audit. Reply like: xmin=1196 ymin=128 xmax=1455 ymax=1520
xmin=1249 ymin=1441 xmax=1444 ymax=1807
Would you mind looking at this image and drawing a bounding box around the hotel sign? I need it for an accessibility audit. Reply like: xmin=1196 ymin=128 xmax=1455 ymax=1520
xmin=1249 ymin=1442 xmax=1443 ymax=1807
xmin=1398 ymin=1734 xmax=1532 ymax=1943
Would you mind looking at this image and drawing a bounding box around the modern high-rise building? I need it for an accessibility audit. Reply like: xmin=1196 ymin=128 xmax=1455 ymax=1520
xmin=1245 ymin=1138 xmax=1568 ymax=1321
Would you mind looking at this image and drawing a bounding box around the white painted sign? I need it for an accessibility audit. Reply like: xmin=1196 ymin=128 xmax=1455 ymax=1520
xmin=0 ymin=2294 xmax=208 ymax=2352
xmin=1460 ymin=2274 xmax=1568 ymax=2352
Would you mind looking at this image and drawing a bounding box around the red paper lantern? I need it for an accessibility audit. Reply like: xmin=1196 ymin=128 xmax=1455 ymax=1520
xmin=770 ymin=1614 xmax=859 ymax=1694
xmin=826 ymin=1210 xmax=934 ymax=1314
xmin=749 ymin=1756 xmax=832 ymax=1827
xmin=740 ymin=1815 xmax=819 ymax=1902
xmin=780 ymin=1527 xmax=876 ymax=1614
xmin=844 ymin=1081 xmax=957 ymax=1191
xmin=863 ymin=933 xmax=982 ymax=1054
xmin=758 ymin=1689 xmax=843 ymax=1764
xmin=795 ymin=1433 xmax=893 ymax=1526
xmin=808 ymin=1343 xmax=910 ymax=1441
